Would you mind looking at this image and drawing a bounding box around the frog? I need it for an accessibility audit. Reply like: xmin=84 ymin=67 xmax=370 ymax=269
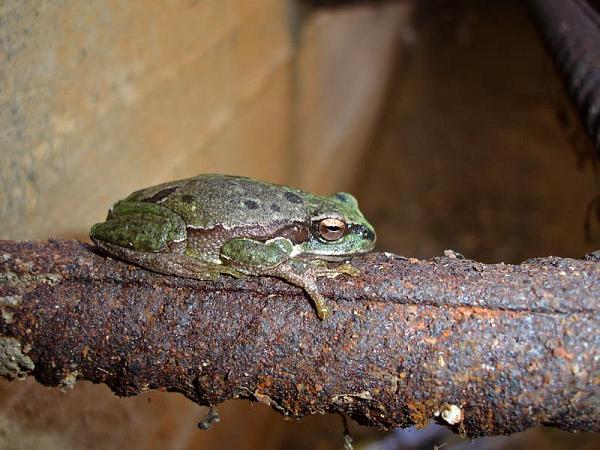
xmin=90 ymin=174 xmax=376 ymax=320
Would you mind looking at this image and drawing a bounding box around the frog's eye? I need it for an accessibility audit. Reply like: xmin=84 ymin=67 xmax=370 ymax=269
xmin=318 ymin=218 xmax=346 ymax=241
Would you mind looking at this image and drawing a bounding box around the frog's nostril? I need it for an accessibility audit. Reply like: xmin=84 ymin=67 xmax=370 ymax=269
xmin=363 ymin=226 xmax=376 ymax=242
xmin=351 ymin=224 xmax=376 ymax=242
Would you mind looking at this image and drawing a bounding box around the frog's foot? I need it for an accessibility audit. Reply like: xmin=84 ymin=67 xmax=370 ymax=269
xmin=219 ymin=238 xmax=344 ymax=319
xmin=304 ymin=286 xmax=332 ymax=320
xmin=270 ymin=262 xmax=332 ymax=320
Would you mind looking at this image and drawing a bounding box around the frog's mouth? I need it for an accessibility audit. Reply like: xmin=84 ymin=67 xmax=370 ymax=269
xmin=295 ymin=251 xmax=372 ymax=262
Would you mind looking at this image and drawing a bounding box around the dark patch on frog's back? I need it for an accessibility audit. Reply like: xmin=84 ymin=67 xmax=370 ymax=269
xmin=335 ymin=193 xmax=351 ymax=203
xmin=140 ymin=186 xmax=180 ymax=203
xmin=181 ymin=194 xmax=196 ymax=204
xmin=161 ymin=174 xmax=315 ymax=227
xmin=243 ymin=199 xmax=259 ymax=209
xmin=284 ymin=191 xmax=303 ymax=204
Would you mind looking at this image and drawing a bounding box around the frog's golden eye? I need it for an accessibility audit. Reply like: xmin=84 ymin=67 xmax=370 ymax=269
xmin=318 ymin=218 xmax=346 ymax=241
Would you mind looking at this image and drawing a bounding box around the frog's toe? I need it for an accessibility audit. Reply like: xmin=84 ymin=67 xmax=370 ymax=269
xmin=317 ymin=304 xmax=332 ymax=320
xmin=307 ymin=291 xmax=331 ymax=320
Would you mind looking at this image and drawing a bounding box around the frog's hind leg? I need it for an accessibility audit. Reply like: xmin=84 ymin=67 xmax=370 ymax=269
xmin=144 ymin=251 xmax=245 ymax=281
xmin=165 ymin=255 xmax=246 ymax=280
xmin=91 ymin=200 xmax=188 ymax=253
xmin=93 ymin=240 xmax=245 ymax=281
xmin=91 ymin=200 xmax=245 ymax=280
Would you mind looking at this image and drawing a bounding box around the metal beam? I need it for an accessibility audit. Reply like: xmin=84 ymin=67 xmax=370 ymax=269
xmin=0 ymin=240 xmax=598 ymax=436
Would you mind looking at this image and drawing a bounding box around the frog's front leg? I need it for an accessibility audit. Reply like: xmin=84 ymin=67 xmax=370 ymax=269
xmin=277 ymin=260 xmax=363 ymax=319
xmin=219 ymin=237 xmax=293 ymax=268
xmin=271 ymin=260 xmax=332 ymax=320
xmin=221 ymin=237 xmax=342 ymax=320
xmin=91 ymin=200 xmax=188 ymax=254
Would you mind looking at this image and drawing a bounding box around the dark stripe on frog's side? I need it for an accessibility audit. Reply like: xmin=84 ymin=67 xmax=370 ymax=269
xmin=186 ymin=222 xmax=311 ymax=245
xmin=185 ymin=222 xmax=311 ymax=261
xmin=277 ymin=223 xmax=311 ymax=244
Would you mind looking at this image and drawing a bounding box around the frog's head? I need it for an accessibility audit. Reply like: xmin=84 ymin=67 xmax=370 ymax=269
xmin=298 ymin=192 xmax=376 ymax=257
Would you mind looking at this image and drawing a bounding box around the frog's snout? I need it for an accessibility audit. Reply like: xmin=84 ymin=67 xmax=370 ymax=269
xmin=363 ymin=225 xmax=376 ymax=243
xmin=348 ymin=223 xmax=376 ymax=252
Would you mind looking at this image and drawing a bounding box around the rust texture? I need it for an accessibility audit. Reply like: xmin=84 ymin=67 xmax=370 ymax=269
xmin=529 ymin=0 xmax=600 ymax=152
xmin=0 ymin=239 xmax=598 ymax=437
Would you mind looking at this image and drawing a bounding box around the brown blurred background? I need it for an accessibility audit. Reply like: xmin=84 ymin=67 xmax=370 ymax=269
xmin=1 ymin=0 xmax=598 ymax=449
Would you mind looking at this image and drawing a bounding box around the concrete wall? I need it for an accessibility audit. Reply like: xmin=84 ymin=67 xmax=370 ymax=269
xmin=1 ymin=0 xmax=407 ymax=241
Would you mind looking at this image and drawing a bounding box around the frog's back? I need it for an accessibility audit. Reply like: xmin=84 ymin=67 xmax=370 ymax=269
xmin=127 ymin=174 xmax=315 ymax=229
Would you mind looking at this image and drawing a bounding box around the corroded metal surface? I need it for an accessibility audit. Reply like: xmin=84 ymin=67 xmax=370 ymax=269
xmin=0 ymin=239 xmax=598 ymax=436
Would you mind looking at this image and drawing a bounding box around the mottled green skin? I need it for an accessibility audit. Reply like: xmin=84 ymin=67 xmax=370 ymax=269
xmin=90 ymin=174 xmax=376 ymax=319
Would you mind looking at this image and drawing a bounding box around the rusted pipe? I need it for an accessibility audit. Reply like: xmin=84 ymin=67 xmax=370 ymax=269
xmin=0 ymin=239 xmax=598 ymax=436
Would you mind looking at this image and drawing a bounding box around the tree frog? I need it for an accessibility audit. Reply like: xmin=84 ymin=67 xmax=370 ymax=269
xmin=90 ymin=174 xmax=376 ymax=319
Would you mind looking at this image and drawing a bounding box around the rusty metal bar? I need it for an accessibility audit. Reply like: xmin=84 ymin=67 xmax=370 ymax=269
xmin=529 ymin=0 xmax=600 ymax=152
xmin=0 ymin=239 xmax=598 ymax=436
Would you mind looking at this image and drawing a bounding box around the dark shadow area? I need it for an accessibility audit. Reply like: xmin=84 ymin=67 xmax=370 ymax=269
xmin=358 ymin=0 xmax=599 ymax=265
